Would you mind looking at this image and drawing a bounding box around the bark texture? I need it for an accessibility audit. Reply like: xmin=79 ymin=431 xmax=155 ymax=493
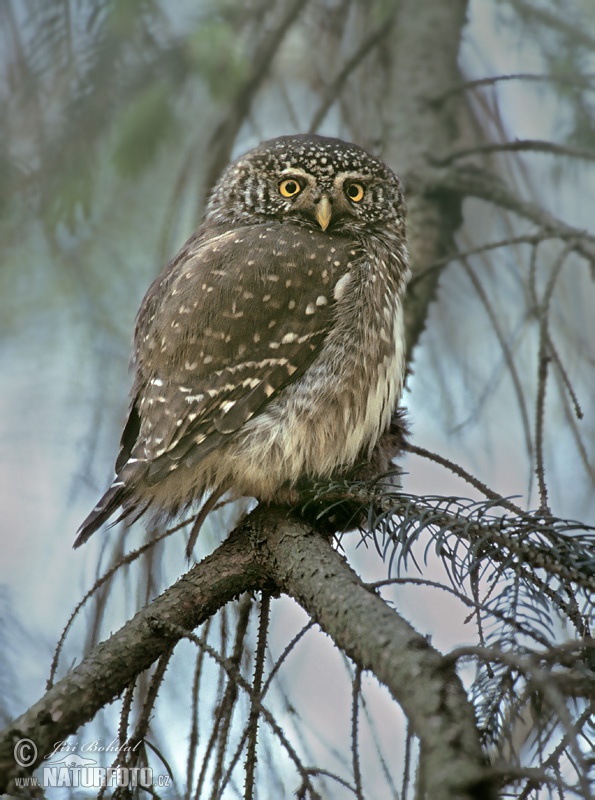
xmin=247 ymin=507 xmax=497 ymax=800
xmin=0 ymin=532 xmax=263 ymax=787
xmin=0 ymin=509 xmax=497 ymax=799
xmin=383 ymin=0 xmax=471 ymax=358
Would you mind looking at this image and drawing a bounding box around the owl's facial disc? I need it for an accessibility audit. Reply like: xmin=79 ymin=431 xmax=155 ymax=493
xmin=276 ymin=167 xmax=365 ymax=232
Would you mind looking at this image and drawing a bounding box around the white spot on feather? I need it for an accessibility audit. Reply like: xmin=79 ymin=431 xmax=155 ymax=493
xmin=333 ymin=272 xmax=351 ymax=301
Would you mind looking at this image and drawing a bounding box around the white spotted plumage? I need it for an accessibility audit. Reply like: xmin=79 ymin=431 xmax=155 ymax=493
xmin=74 ymin=134 xmax=410 ymax=552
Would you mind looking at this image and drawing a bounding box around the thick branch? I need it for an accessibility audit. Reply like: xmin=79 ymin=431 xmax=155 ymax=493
xmin=0 ymin=530 xmax=264 ymax=788
xmin=0 ymin=509 xmax=496 ymax=799
xmin=247 ymin=507 xmax=497 ymax=800
xmin=381 ymin=0 xmax=471 ymax=360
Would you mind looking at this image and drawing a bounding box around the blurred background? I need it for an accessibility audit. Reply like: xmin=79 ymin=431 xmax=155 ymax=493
xmin=1 ymin=1 xmax=594 ymax=797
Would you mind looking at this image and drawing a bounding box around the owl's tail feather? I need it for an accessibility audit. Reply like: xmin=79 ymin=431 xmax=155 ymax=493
xmin=73 ymin=481 xmax=130 ymax=548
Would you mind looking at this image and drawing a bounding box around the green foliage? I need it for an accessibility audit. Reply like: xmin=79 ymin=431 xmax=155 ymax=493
xmin=46 ymin=154 xmax=95 ymax=231
xmin=105 ymin=0 xmax=160 ymax=37
xmin=185 ymin=20 xmax=248 ymax=100
xmin=0 ymin=154 xmax=17 ymax=222
xmin=111 ymin=79 xmax=179 ymax=178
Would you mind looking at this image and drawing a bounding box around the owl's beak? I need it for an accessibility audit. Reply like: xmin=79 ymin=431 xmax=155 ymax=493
xmin=315 ymin=195 xmax=332 ymax=231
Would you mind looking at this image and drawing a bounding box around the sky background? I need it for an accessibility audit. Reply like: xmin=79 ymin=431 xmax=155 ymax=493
xmin=1 ymin=1 xmax=593 ymax=796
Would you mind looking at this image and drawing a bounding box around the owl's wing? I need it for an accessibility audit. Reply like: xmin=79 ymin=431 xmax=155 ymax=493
xmin=123 ymin=223 xmax=358 ymax=485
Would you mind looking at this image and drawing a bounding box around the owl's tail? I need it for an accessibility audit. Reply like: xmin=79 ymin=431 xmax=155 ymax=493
xmin=73 ymin=480 xmax=130 ymax=548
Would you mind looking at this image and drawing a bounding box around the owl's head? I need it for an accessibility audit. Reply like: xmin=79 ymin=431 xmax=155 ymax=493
xmin=206 ymin=134 xmax=406 ymax=238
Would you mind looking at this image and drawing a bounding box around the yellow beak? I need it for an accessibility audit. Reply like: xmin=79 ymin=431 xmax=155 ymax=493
xmin=315 ymin=195 xmax=332 ymax=231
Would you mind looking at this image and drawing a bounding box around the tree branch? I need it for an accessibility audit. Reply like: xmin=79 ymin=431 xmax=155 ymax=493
xmin=0 ymin=507 xmax=496 ymax=799
xmin=433 ymin=139 xmax=595 ymax=167
xmin=308 ymin=15 xmax=394 ymax=133
xmin=428 ymin=72 xmax=595 ymax=105
xmin=245 ymin=507 xmax=497 ymax=800
xmin=203 ymin=0 xmax=310 ymax=196
xmin=508 ymin=0 xmax=595 ymax=50
xmin=0 ymin=529 xmax=264 ymax=790
xmin=425 ymin=165 xmax=595 ymax=264
xmin=381 ymin=0 xmax=471 ymax=360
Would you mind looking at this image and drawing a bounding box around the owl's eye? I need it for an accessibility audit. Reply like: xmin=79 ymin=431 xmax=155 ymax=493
xmin=279 ymin=179 xmax=302 ymax=198
xmin=345 ymin=182 xmax=365 ymax=202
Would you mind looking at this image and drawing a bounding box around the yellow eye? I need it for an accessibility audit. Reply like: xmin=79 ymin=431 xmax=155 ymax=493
xmin=345 ymin=182 xmax=365 ymax=202
xmin=279 ymin=178 xmax=302 ymax=198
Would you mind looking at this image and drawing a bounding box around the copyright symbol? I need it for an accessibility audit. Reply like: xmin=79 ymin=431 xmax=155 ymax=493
xmin=14 ymin=738 xmax=37 ymax=767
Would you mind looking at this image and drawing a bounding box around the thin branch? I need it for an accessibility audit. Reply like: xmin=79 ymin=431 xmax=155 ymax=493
xmin=446 ymin=644 xmax=593 ymax=798
xmin=372 ymin=577 xmax=551 ymax=647
xmin=434 ymin=139 xmax=595 ymax=167
xmin=308 ymin=17 xmax=394 ymax=133
xmin=158 ymin=619 xmax=321 ymax=800
xmin=401 ymin=721 xmax=414 ymax=800
xmin=405 ymin=442 xmax=526 ymax=516
xmin=118 ymin=681 xmax=136 ymax=753
xmin=408 ymin=230 xmax=590 ymax=290
xmin=508 ymin=0 xmax=595 ymax=50
xmin=534 ymin=243 xmax=574 ymax=512
xmin=546 ymin=333 xmax=584 ymax=420
xmin=429 ymin=166 xmax=595 ymax=264
xmin=204 ymin=0 xmax=311 ymax=195
xmin=316 ymin=483 xmax=595 ymax=593
xmin=429 ymin=72 xmax=595 ymax=105
xmin=517 ymin=706 xmax=594 ymax=800
xmin=218 ymin=621 xmax=317 ymax=797
xmin=244 ymin=592 xmax=270 ymax=800
xmin=136 ymin=651 xmax=174 ymax=742
xmin=186 ymin=618 xmax=212 ymax=800
xmin=48 ymin=521 xmax=185 ymax=687
xmin=208 ymin=595 xmax=253 ymax=800
xmin=351 ymin=666 xmax=363 ymax=800
xmin=554 ymin=368 xmax=595 ymax=487
xmin=460 ymin=256 xmax=534 ymax=472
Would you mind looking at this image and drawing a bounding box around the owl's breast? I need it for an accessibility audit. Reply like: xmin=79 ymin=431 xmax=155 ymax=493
xmin=322 ymin=247 xmax=407 ymax=464
xmin=235 ymin=241 xmax=408 ymax=487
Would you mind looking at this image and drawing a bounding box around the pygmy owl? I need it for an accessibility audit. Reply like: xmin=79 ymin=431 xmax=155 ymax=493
xmin=75 ymin=134 xmax=410 ymax=554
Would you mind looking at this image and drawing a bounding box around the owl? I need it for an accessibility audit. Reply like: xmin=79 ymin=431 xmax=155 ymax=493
xmin=75 ymin=134 xmax=410 ymax=555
